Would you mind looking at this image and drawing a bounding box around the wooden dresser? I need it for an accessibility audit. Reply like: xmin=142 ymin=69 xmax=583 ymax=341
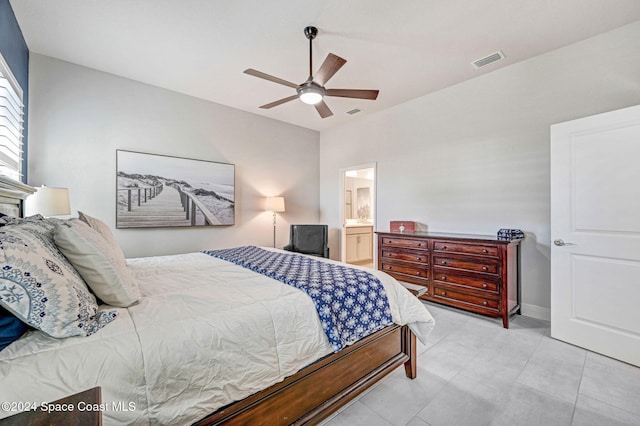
xmin=377 ymin=231 xmax=521 ymax=328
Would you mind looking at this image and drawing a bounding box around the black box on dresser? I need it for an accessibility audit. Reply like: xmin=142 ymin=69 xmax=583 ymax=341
xmin=377 ymin=231 xmax=521 ymax=328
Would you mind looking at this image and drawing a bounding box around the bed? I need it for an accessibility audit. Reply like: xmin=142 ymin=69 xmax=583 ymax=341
xmin=0 ymin=179 xmax=435 ymax=425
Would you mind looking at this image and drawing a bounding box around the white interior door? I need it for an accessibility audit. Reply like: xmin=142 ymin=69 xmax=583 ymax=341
xmin=550 ymin=105 xmax=640 ymax=366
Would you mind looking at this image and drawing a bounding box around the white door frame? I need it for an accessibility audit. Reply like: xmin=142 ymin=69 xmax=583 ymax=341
xmin=339 ymin=163 xmax=377 ymax=264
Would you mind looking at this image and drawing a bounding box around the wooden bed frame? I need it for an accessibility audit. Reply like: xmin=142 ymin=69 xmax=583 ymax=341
xmin=0 ymin=176 xmax=35 ymax=217
xmin=195 ymin=324 xmax=417 ymax=425
xmin=0 ymin=177 xmax=419 ymax=426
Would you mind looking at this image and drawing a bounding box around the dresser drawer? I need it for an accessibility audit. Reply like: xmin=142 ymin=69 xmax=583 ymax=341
xmin=433 ymin=241 xmax=498 ymax=257
xmin=432 ymin=285 xmax=500 ymax=312
xmin=433 ymin=256 xmax=499 ymax=275
xmin=381 ymin=262 xmax=428 ymax=279
xmin=381 ymin=237 xmax=428 ymax=249
xmin=382 ymin=271 xmax=429 ymax=288
xmin=432 ymin=268 xmax=499 ymax=294
xmin=381 ymin=248 xmax=428 ymax=264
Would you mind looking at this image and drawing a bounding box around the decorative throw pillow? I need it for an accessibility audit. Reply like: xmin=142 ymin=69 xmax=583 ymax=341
xmin=0 ymin=212 xmax=14 ymax=226
xmin=78 ymin=212 xmax=126 ymax=260
xmin=0 ymin=306 xmax=28 ymax=351
xmin=0 ymin=212 xmax=25 ymax=226
xmin=0 ymin=222 xmax=117 ymax=338
xmin=0 ymin=215 xmax=64 ymax=264
xmin=0 ymin=214 xmax=56 ymax=234
xmin=54 ymin=219 xmax=140 ymax=307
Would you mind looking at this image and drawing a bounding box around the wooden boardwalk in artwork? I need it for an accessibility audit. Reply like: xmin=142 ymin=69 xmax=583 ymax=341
xmin=117 ymin=185 xmax=191 ymax=228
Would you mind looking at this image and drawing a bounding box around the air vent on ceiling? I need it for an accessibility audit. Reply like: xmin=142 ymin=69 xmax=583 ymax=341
xmin=472 ymin=51 xmax=505 ymax=69
xmin=346 ymin=108 xmax=362 ymax=115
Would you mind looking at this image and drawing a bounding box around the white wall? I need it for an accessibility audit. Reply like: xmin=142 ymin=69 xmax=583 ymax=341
xmin=28 ymin=54 xmax=320 ymax=257
xmin=319 ymin=21 xmax=640 ymax=319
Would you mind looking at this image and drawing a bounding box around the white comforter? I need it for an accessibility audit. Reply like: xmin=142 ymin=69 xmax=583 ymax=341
xmin=0 ymin=250 xmax=434 ymax=425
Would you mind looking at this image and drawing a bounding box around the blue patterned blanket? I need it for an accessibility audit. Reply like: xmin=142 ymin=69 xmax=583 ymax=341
xmin=203 ymin=246 xmax=393 ymax=352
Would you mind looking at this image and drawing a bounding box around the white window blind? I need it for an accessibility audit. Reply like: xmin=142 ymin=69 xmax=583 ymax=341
xmin=0 ymin=53 xmax=24 ymax=182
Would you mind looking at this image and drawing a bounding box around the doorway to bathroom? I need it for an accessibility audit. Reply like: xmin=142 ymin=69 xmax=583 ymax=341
xmin=340 ymin=164 xmax=376 ymax=268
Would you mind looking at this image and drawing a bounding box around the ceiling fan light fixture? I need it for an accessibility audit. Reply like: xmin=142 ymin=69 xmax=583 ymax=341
xmin=244 ymin=26 xmax=378 ymax=118
xmin=299 ymin=90 xmax=323 ymax=105
xmin=297 ymin=81 xmax=325 ymax=105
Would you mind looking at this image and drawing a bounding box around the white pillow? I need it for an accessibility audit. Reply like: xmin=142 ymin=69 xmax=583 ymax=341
xmin=78 ymin=211 xmax=126 ymax=260
xmin=54 ymin=219 xmax=140 ymax=307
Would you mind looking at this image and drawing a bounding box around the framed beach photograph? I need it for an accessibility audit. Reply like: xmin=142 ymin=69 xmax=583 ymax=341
xmin=116 ymin=150 xmax=235 ymax=228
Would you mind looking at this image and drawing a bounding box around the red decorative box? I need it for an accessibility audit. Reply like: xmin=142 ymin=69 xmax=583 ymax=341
xmin=390 ymin=221 xmax=415 ymax=233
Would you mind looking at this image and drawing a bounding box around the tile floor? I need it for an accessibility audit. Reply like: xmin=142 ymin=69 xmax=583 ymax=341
xmin=321 ymin=301 xmax=640 ymax=426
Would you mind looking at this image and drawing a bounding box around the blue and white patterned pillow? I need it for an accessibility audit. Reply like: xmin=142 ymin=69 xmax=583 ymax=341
xmin=0 ymin=214 xmax=67 ymax=242
xmin=0 ymin=220 xmax=117 ymax=338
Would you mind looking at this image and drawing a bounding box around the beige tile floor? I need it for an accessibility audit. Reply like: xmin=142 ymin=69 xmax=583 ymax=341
xmin=321 ymin=301 xmax=640 ymax=426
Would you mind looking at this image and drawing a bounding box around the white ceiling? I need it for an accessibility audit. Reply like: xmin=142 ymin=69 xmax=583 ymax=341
xmin=10 ymin=0 xmax=640 ymax=132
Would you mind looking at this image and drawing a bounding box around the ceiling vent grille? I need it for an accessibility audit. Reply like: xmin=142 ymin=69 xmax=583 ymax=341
xmin=472 ymin=51 xmax=505 ymax=69
xmin=346 ymin=108 xmax=361 ymax=115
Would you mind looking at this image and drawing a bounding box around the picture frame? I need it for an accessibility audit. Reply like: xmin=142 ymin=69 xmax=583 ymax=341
xmin=345 ymin=190 xmax=353 ymax=219
xmin=356 ymin=187 xmax=371 ymax=220
xmin=116 ymin=150 xmax=235 ymax=228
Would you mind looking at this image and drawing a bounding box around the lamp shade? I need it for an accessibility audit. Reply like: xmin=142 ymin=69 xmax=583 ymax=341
xmin=24 ymin=186 xmax=71 ymax=217
xmin=265 ymin=196 xmax=285 ymax=212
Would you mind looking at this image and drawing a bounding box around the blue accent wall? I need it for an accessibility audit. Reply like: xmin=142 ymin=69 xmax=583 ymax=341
xmin=0 ymin=0 xmax=29 ymax=182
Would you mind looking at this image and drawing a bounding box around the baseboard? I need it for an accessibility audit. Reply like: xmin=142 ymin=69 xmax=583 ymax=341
xmin=520 ymin=303 xmax=550 ymax=322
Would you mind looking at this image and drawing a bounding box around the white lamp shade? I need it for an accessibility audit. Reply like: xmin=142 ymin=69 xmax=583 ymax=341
xmin=24 ymin=186 xmax=71 ymax=217
xmin=265 ymin=196 xmax=285 ymax=212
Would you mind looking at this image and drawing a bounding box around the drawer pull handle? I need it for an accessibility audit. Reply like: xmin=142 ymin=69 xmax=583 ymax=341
xmin=482 ymin=266 xmax=488 ymax=271
xmin=482 ymin=283 xmax=488 ymax=288
xmin=415 ymin=272 xmax=420 ymax=275
xmin=441 ymin=260 xmax=446 ymax=265
xmin=441 ymin=276 xmax=446 ymax=280
xmin=442 ymin=246 xmax=447 ymax=250
xmin=483 ymin=301 xmax=488 ymax=306
xmin=482 ymin=249 xmax=488 ymax=253
xmin=441 ymin=291 xmax=446 ymax=296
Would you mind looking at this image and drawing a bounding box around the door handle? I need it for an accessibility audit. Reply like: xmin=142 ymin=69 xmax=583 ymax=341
xmin=553 ymin=239 xmax=575 ymax=246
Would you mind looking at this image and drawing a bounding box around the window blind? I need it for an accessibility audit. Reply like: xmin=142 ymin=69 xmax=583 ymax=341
xmin=0 ymin=53 xmax=24 ymax=182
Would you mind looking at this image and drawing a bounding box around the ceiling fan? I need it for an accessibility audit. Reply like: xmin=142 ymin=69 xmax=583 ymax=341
xmin=243 ymin=26 xmax=379 ymax=118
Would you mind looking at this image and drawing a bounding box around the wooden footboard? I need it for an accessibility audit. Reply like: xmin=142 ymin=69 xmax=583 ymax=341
xmin=194 ymin=324 xmax=416 ymax=425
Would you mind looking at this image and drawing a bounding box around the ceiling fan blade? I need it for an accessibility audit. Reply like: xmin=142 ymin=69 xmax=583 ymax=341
xmin=259 ymin=95 xmax=299 ymax=109
xmin=326 ymin=89 xmax=379 ymax=100
xmin=314 ymin=100 xmax=333 ymax=118
xmin=244 ymin=69 xmax=299 ymax=89
xmin=313 ymin=53 xmax=346 ymax=86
